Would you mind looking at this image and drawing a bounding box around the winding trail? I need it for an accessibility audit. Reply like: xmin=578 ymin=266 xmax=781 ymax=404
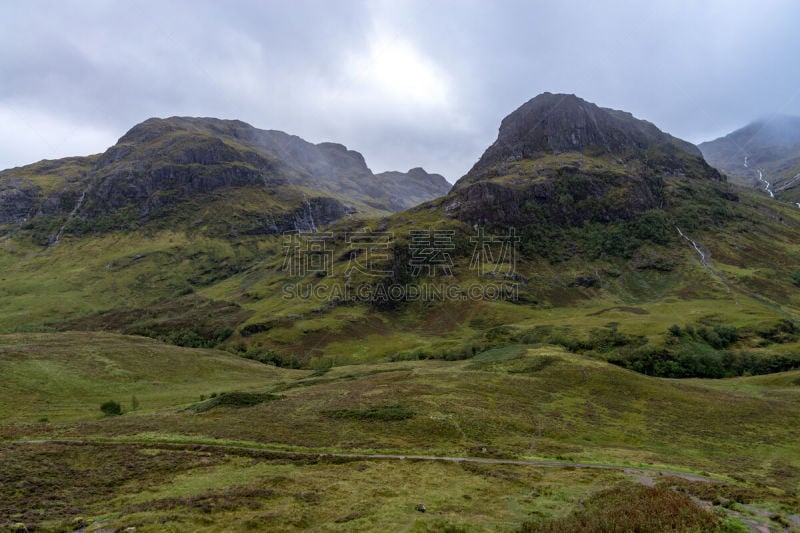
xmin=7 ymin=437 xmax=716 ymax=483
xmin=12 ymin=439 xmax=783 ymax=533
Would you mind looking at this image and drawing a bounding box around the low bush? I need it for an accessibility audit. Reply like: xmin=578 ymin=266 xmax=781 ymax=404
xmin=325 ymin=404 xmax=414 ymax=421
xmin=100 ymin=400 xmax=122 ymax=417
xmin=188 ymin=392 xmax=278 ymax=413
xmin=520 ymin=482 xmax=723 ymax=532
xmin=610 ymin=345 xmax=800 ymax=378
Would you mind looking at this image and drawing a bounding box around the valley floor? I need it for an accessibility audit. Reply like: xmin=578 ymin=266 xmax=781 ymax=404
xmin=1 ymin=333 xmax=798 ymax=531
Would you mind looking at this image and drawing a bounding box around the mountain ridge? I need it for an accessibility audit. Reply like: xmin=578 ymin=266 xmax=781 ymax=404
xmin=1 ymin=93 xmax=799 ymax=367
xmin=699 ymin=114 xmax=800 ymax=202
xmin=0 ymin=117 xmax=450 ymax=238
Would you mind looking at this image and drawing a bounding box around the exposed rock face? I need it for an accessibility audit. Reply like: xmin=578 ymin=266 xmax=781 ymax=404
xmin=448 ymin=170 xmax=662 ymax=226
xmin=0 ymin=117 xmax=450 ymax=235
xmin=374 ymin=167 xmax=451 ymax=210
xmin=0 ymin=178 xmax=40 ymax=224
xmin=459 ymin=93 xmax=716 ymax=187
xmin=443 ymin=93 xmax=721 ymax=227
xmin=78 ymin=117 xmax=378 ymax=220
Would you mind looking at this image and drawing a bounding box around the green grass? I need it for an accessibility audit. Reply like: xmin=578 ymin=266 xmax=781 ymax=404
xmin=0 ymin=440 xmax=637 ymax=532
xmin=0 ymin=332 xmax=300 ymax=422
xmin=6 ymin=340 xmax=798 ymax=496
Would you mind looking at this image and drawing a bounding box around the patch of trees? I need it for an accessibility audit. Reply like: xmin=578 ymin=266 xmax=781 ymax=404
xmin=609 ymin=322 xmax=800 ymax=378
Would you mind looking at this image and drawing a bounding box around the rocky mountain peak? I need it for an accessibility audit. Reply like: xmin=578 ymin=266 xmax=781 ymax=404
xmin=440 ymin=93 xmax=726 ymax=227
xmin=373 ymin=167 xmax=451 ymax=210
xmin=464 ymin=92 xmax=704 ymax=180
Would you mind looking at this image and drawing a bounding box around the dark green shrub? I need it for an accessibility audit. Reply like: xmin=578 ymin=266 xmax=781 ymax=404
xmin=100 ymin=400 xmax=122 ymax=417
xmin=325 ymin=404 xmax=414 ymax=421
xmin=189 ymin=392 xmax=278 ymax=413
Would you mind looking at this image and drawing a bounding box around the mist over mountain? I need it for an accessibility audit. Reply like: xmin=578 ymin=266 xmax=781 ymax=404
xmin=699 ymin=115 xmax=800 ymax=202
xmin=5 ymin=0 xmax=800 ymax=529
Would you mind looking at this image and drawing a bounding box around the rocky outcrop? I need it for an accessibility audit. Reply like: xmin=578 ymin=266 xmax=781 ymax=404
xmin=0 ymin=178 xmax=40 ymax=224
xmin=442 ymin=92 xmax=721 ymax=227
xmin=375 ymin=167 xmax=451 ymax=210
xmin=457 ymin=92 xmax=721 ymax=189
xmin=448 ymin=169 xmax=661 ymax=227
xmin=0 ymin=117 xmax=452 ymax=236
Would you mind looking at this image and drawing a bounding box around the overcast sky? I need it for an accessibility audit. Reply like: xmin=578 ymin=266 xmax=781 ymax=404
xmin=2 ymin=0 xmax=800 ymax=182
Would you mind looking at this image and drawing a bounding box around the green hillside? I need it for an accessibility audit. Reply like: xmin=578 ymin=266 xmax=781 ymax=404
xmin=2 ymin=94 xmax=800 ymax=532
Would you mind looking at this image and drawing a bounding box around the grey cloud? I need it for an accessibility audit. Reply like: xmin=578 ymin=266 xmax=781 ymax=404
xmin=2 ymin=0 xmax=800 ymax=182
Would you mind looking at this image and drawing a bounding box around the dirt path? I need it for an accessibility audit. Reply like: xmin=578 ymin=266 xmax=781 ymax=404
xmin=15 ymin=438 xmax=788 ymax=532
xmin=9 ymin=437 xmax=715 ymax=483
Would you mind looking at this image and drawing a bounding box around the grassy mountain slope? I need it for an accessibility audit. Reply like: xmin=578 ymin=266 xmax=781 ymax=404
xmin=0 ymin=332 xmax=297 ymax=422
xmin=2 ymin=95 xmax=800 ymax=373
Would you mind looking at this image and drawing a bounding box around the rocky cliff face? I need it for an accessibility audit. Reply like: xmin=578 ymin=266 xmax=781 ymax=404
xmin=0 ymin=117 xmax=449 ymax=237
xmin=77 ymin=117 xmax=381 ymax=220
xmin=0 ymin=178 xmax=41 ymax=224
xmin=374 ymin=167 xmax=451 ymax=210
xmin=442 ymin=93 xmax=722 ymax=227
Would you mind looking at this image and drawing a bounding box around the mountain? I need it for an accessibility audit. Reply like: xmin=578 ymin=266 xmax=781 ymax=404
xmin=3 ymin=95 xmax=800 ymax=532
xmin=1 ymin=93 xmax=800 ymax=369
xmin=460 ymin=92 xmax=708 ymax=182
xmin=0 ymin=117 xmax=450 ymax=241
xmin=374 ymin=167 xmax=451 ymax=210
xmin=443 ymin=93 xmax=723 ymax=227
xmin=699 ymin=115 xmax=800 ymax=201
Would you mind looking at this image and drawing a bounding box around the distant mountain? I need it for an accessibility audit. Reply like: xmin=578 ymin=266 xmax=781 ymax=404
xmin=374 ymin=167 xmax=451 ymax=210
xmin=0 ymin=117 xmax=449 ymax=241
xmin=439 ymin=92 xmax=723 ymax=227
xmin=699 ymin=115 xmax=800 ymax=202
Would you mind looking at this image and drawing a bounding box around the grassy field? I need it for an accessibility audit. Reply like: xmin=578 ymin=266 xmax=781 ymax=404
xmin=1 ymin=333 xmax=798 ymax=531
xmin=0 ymin=440 xmax=653 ymax=532
xmin=0 ymin=332 xmax=299 ymax=422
